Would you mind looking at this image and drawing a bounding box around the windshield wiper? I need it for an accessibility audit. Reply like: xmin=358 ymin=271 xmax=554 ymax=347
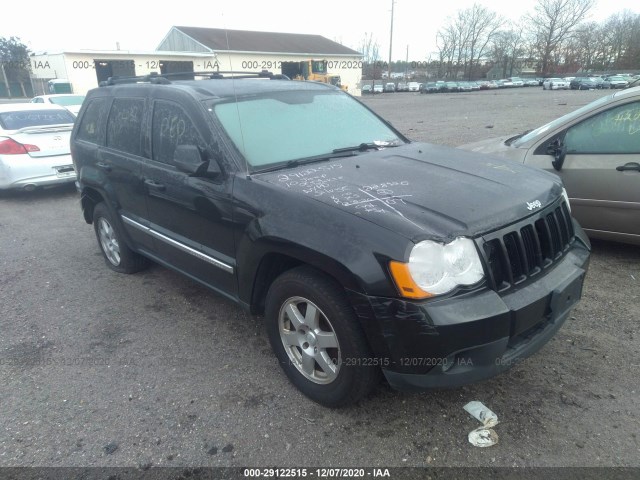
xmin=332 ymin=141 xmax=400 ymax=154
xmin=252 ymin=150 xmax=357 ymax=174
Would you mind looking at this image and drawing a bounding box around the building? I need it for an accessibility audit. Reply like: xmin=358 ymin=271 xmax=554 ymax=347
xmin=157 ymin=26 xmax=362 ymax=94
xmin=28 ymin=26 xmax=363 ymax=95
xmin=28 ymin=50 xmax=218 ymax=96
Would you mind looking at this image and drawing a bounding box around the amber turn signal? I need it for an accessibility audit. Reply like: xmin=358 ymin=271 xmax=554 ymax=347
xmin=389 ymin=261 xmax=433 ymax=299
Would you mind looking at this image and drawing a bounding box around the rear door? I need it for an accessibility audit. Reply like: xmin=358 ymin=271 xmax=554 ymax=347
xmin=100 ymin=95 xmax=155 ymax=251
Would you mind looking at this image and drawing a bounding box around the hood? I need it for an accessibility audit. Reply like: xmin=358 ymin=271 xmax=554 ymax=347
xmin=255 ymin=142 xmax=563 ymax=242
xmin=458 ymin=135 xmax=530 ymax=162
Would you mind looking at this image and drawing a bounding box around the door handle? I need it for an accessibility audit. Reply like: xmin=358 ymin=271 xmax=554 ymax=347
xmin=96 ymin=162 xmax=112 ymax=172
xmin=616 ymin=162 xmax=640 ymax=172
xmin=144 ymin=179 xmax=166 ymax=191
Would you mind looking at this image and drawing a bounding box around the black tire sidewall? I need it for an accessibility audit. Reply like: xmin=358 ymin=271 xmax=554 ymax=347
xmin=265 ymin=268 xmax=376 ymax=407
xmin=93 ymin=202 xmax=147 ymax=274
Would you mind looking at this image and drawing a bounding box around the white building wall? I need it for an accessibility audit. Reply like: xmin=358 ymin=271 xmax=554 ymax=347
xmin=30 ymin=51 xmax=363 ymax=96
xmin=30 ymin=52 xmax=218 ymax=95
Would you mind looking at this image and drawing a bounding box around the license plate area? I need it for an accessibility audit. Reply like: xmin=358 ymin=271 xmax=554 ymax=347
xmin=549 ymin=270 xmax=585 ymax=322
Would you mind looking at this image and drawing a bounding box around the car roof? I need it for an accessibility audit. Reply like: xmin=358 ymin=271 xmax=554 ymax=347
xmin=0 ymin=103 xmax=70 ymax=112
xmin=93 ymin=77 xmax=337 ymax=101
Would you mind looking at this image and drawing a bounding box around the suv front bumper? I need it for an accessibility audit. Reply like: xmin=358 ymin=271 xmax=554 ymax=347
xmin=348 ymin=239 xmax=590 ymax=391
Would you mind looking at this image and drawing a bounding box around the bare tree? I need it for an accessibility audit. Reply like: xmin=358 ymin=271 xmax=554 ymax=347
xmin=458 ymin=4 xmax=504 ymax=80
xmin=436 ymin=4 xmax=502 ymax=80
xmin=527 ymin=0 xmax=595 ymax=75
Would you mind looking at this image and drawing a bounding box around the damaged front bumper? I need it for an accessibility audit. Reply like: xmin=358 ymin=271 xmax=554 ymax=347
xmin=348 ymin=239 xmax=590 ymax=391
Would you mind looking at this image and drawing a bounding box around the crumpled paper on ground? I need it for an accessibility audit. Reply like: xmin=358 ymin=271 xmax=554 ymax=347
xmin=463 ymin=401 xmax=499 ymax=447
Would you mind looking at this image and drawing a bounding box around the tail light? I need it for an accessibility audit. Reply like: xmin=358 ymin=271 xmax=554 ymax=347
xmin=0 ymin=138 xmax=40 ymax=155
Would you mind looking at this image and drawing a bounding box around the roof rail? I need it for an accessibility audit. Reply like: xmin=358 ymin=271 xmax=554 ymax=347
xmin=99 ymin=70 xmax=290 ymax=87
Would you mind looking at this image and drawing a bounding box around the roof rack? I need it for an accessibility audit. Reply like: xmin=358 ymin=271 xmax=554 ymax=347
xmin=99 ymin=70 xmax=290 ymax=87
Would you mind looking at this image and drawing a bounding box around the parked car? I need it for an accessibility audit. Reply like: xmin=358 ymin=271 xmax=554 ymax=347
xmin=70 ymin=71 xmax=590 ymax=407
xmin=361 ymin=84 xmax=373 ymax=94
xmin=408 ymin=82 xmax=420 ymax=92
xmin=542 ymin=78 xmax=569 ymax=90
xmin=444 ymin=81 xmax=459 ymax=92
xmin=384 ymin=82 xmax=396 ymax=93
xmin=30 ymin=94 xmax=86 ymax=116
xmin=420 ymin=82 xmax=439 ymax=94
xmin=0 ymin=104 xmax=76 ymax=191
xmin=570 ymin=77 xmax=603 ymax=90
xmin=460 ymin=86 xmax=640 ymax=245
xmin=601 ymin=76 xmax=629 ymax=89
xmin=524 ymin=79 xmax=540 ymax=87
xmin=497 ymin=79 xmax=513 ymax=88
xmin=507 ymin=77 xmax=524 ymax=87
xmin=373 ymin=84 xmax=384 ymax=94
xmin=457 ymin=81 xmax=473 ymax=92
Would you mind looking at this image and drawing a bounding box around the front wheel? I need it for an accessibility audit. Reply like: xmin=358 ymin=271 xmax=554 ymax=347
xmin=265 ymin=267 xmax=379 ymax=407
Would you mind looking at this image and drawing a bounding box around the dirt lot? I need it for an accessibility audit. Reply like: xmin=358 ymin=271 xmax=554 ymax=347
xmin=0 ymin=88 xmax=639 ymax=473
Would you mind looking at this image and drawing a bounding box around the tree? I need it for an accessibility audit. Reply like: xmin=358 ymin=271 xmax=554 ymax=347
xmin=526 ymin=0 xmax=595 ymax=75
xmin=436 ymin=4 xmax=503 ymax=80
xmin=359 ymin=32 xmax=383 ymax=79
xmin=0 ymin=37 xmax=31 ymax=82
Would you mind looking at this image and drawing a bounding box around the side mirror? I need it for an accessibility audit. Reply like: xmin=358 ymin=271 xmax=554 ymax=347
xmin=173 ymin=145 xmax=209 ymax=176
xmin=548 ymin=138 xmax=567 ymax=171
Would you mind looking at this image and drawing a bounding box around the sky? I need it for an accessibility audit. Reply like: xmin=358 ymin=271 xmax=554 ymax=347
xmin=2 ymin=0 xmax=638 ymax=61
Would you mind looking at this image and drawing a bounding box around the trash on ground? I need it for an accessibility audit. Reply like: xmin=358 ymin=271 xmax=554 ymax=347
xmin=463 ymin=401 xmax=500 ymax=447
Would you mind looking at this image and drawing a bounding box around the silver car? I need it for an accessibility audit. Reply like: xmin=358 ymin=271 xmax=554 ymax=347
xmin=459 ymin=86 xmax=640 ymax=245
xmin=542 ymin=78 xmax=569 ymax=90
xmin=0 ymin=104 xmax=76 ymax=191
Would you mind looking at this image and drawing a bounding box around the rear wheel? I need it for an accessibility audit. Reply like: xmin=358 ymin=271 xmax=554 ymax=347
xmin=93 ymin=202 xmax=149 ymax=274
xmin=265 ymin=267 xmax=379 ymax=407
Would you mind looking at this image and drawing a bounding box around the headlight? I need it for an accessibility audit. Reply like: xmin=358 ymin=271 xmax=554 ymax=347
xmin=389 ymin=237 xmax=484 ymax=298
xmin=562 ymin=187 xmax=571 ymax=212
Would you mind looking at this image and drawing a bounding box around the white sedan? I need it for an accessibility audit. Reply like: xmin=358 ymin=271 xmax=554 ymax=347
xmin=542 ymin=78 xmax=569 ymax=90
xmin=30 ymin=94 xmax=85 ymax=116
xmin=0 ymin=104 xmax=76 ymax=191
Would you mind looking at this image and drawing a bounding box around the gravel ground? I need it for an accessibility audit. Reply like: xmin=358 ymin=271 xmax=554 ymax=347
xmin=0 ymin=88 xmax=638 ymax=473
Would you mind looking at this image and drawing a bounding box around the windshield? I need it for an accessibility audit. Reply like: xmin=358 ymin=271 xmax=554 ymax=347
xmin=210 ymin=91 xmax=404 ymax=169
xmin=49 ymin=95 xmax=85 ymax=106
xmin=513 ymin=92 xmax=616 ymax=146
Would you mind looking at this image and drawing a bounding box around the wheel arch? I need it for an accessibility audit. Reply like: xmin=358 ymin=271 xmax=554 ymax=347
xmin=80 ymin=186 xmax=106 ymax=224
xmin=246 ymin=247 xmax=364 ymax=316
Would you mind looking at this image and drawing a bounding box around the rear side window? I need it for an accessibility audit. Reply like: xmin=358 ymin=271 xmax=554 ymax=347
xmin=77 ymin=98 xmax=108 ymax=144
xmin=151 ymin=100 xmax=205 ymax=164
xmin=0 ymin=109 xmax=75 ymax=130
xmin=106 ymin=98 xmax=145 ymax=156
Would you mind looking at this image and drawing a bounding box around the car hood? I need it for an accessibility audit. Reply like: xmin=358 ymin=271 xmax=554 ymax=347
xmin=458 ymin=135 xmax=530 ymax=161
xmin=255 ymin=142 xmax=562 ymax=242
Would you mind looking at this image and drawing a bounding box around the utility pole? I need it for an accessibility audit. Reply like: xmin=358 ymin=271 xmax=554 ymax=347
xmin=388 ymin=0 xmax=394 ymax=80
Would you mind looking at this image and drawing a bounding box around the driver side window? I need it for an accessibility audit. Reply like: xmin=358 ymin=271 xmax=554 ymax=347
xmin=565 ymin=101 xmax=640 ymax=154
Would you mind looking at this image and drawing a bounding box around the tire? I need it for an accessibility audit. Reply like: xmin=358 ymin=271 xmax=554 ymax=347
xmin=265 ymin=266 xmax=379 ymax=407
xmin=93 ymin=202 xmax=149 ymax=274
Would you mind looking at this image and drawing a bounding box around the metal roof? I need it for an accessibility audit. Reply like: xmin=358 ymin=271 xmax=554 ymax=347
xmin=172 ymin=26 xmax=361 ymax=56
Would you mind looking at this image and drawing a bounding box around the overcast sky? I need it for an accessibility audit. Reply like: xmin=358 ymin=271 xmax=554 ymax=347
xmin=2 ymin=0 xmax=638 ymax=61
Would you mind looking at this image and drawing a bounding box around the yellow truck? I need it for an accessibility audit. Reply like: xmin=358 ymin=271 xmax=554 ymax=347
xmin=287 ymin=60 xmax=348 ymax=91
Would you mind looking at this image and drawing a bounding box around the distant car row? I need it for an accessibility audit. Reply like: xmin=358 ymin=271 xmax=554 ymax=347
xmin=363 ymin=74 xmax=639 ymax=94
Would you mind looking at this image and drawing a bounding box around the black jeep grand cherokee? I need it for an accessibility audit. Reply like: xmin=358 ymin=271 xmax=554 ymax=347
xmin=71 ymin=72 xmax=590 ymax=407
